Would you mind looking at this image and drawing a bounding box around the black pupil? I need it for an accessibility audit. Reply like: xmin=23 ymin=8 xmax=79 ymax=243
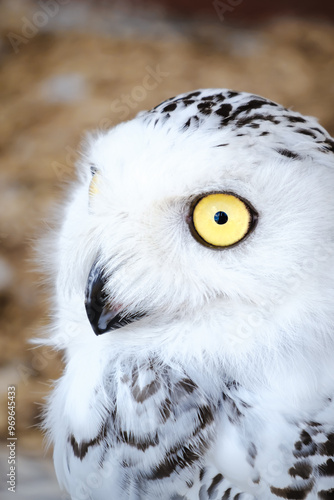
xmin=214 ymin=211 xmax=228 ymax=225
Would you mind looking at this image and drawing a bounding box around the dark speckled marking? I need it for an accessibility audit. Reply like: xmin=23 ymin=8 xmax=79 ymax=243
xmin=185 ymin=91 xmax=201 ymax=99
xmin=235 ymin=113 xmax=280 ymax=128
xmin=181 ymin=99 xmax=196 ymax=106
xmin=159 ymin=397 xmax=172 ymax=422
xmin=294 ymin=430 xmax=317 ymax=459
xmin=130 ymin=365 xmax=161 ymax=403
xmin=222 ymin=393 xmax=243 ymax=423
xmin=163 ymin=103 xmax=177 ymax=112
xmin=295 ymin=128 xmax=318 ymax=139
xmin=197 ymin=102 xmax=213 ymax=115
xmin=147 ymin=91 xmax=334 ymax=173
xmin=322 ymin=138 xmax=334 ymax=153
xmin=247 ymin=442 xmax=257 ymax=467
xmin=119 ymin=430 xmax=159 ymax=451
xmin=131 ymin=378 xmax=160 ymax=403
xmin=234 ymin=98 xmax=268 ymax=113
xmin=300 ymin=431 xmax=312 ymax=445
xmin=148 ymin=443 xmax=203 ymax=480
xmin=70 ymin=423 xmax=108 ymax=461
xmin=283 ymin=114 xmax=306 ymax=124
xmin=215 ymin=103 xmax=232 ymax=118
xmin=219 ymin=98 xmax=279 ymax=127
xmin=276 ymin=148 xmax=301 ymax=160
xmin=221 ymin=487 xmax=232 ymax=500
xmin=318 ymin=489 xmax=334 ymax=499
xmin=319 ymin=433 xmax=334 ymax=456
xmin=318 ymin=458 xmax=334 ymax=476
xmin=227 ymin=91 xmax=239 ymax=98
xmin=176 ymin=378 xmax=198 ymax=395
xmin=183 ymin=117 xmax=191 ymax=129
xmin=294 ymin=441 xmax=317 ymax=458
xmin=202 ymin=94 xmax=224 ymax=102
xmin=182 ymin=115 xmax=200 ymax=129
xmin=197 ymin=405 xmax=215 ymax=429
xmin=152 ymin=96 xmax=174 ymax=109
xmin=70 ymin=435 xmax=92 ymax=460
xmin=270 ymin=480 xmax=314 ymax=499
xmin=308 ymin=421 xmax=322 ymax=427
xmin=288 ymin=461 xmax=312 ymax=480
xmin=207 ymin=473 xmax=224 ymax=498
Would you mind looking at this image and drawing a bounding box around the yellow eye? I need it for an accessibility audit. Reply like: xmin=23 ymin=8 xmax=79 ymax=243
xmin=89 ymin=172 xmax=100 ymax=198
xmin=191 ymin=193 xmax=257 ymax=248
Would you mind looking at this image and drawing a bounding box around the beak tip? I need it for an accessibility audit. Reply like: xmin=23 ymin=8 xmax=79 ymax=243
xmin=85 ymin=260 xmax=146 ymax=335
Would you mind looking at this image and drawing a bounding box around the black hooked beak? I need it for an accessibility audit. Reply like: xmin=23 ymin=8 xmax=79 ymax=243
xmin=85 ymin=260 xmax=145 ymax=336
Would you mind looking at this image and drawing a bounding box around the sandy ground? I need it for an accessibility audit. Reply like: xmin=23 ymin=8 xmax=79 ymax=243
xmin=0 ymin=0 xmax=334 ymax=497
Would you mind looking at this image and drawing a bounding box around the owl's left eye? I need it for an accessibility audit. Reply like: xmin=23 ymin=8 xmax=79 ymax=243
xmin=89 ymin=172 xmax=100 ymax=199
xmin=189 ymin=192 xmax=258 ymax=248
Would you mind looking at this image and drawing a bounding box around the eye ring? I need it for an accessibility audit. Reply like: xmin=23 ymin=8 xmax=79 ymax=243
xmin=90 ymin=164 xmax=98 ymax=175
xmin=188 ymin=191 xmax=258 ymax=249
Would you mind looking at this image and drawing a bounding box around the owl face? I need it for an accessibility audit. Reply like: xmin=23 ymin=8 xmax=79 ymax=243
xmin=56 ymin=89 xmax=334 ymax=363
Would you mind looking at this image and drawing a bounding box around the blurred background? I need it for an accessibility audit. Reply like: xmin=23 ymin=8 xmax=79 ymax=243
xmin=0 ymin=0 xmax=334 ymax=498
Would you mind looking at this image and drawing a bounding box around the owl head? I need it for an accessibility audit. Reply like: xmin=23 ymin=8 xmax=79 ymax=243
xmin=51 ymin=89 xmax=334 ymax=384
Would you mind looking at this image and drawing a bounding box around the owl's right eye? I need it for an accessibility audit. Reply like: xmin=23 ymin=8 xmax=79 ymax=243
xmin=189 ymin=192 xmax=258 ymax=248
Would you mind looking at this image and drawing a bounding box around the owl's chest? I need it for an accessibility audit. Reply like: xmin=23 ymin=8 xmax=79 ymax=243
xmin=106 ymin=362 xmax=220 ymax=473
xmin=63 ymin=362 xmax=262 ymax=499
xmin=52 ymin=357 xmax=334 ymax=500
xmin=63 ymin=357 xmax=331 ymax=500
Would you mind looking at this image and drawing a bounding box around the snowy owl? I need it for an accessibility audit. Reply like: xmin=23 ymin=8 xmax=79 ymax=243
xmin=43 ymin=89 xmax=334 ymax=500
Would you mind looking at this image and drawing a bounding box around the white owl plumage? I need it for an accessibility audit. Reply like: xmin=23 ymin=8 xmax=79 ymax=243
xmin=43 ymin=89 xmax=334 ymax=500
